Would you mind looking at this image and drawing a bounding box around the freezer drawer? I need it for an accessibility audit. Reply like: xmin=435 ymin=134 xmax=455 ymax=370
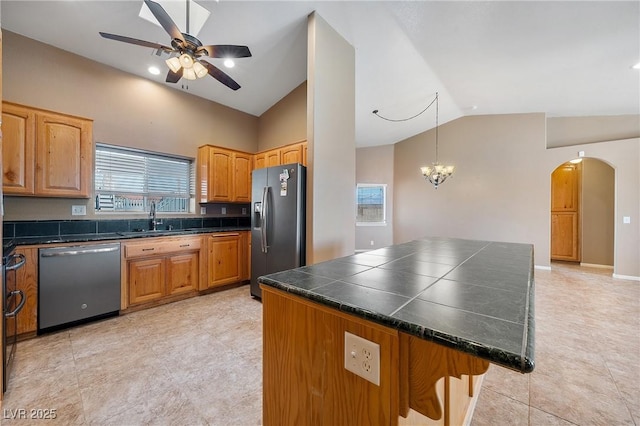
xmin=39 ymin=243 xmax=121 ymax=332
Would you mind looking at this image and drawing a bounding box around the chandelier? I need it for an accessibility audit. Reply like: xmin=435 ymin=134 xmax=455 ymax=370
xmin=419 ymin=92 xmax=454 ymax=189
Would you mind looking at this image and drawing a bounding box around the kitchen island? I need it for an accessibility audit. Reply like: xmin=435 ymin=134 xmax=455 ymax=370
xmin=259 ymin=237 xmax=535 ymax=425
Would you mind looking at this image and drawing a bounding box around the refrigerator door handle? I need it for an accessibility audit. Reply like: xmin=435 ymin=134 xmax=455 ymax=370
xmin=261 ymin=186 xmax=269 ymax=253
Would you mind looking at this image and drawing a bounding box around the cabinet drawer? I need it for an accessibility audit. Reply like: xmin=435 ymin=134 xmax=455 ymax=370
xmin=124 ymin=237 xmax=201 ymax=258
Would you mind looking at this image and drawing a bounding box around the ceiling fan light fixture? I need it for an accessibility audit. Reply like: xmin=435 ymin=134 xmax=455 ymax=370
xmin=193 ymin=61 xmax=208 ymax=78
xmin=224 ymin=58 xmax=235 ymax=68
xmin=179 ymin=53 xmax=194 ymax=69
xmin=165 ymin=56 xmax=181 ymax=73
xmin=182 ymin=66 xmax=197 ymax=80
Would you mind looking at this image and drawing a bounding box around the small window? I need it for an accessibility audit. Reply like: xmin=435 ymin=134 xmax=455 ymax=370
xmin=356 ymin=184 xmax=386 ymax=226
xmin=95 ymin=143 xmax=194 ymax=213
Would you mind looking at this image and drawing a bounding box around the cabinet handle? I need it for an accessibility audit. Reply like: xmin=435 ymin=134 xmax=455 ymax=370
xmin=142 ymin=248 xmax=155 ymax=251
xmin=179 ymin=244 xmax=190 ymax=247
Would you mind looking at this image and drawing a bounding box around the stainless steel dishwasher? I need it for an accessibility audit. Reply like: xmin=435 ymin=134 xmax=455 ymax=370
xmin=39 ymin=243 xmax=121 ymax=332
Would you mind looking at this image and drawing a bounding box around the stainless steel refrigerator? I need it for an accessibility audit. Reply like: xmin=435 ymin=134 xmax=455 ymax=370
xmin=250 ymin=163 xmax=306 ymax=298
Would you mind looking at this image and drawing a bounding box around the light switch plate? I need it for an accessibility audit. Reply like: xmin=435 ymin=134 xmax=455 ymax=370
xmin=623 ymin=216 xmax=631 ymax=224
xmin=71 ymin=205 xmax=86 ymax=216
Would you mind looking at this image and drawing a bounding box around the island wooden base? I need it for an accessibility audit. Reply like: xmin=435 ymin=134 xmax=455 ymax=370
xmin=262 ymin=286 xmax=489 ymax=426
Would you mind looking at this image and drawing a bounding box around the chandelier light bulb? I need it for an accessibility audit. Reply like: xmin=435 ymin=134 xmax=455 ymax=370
xmin=193 ymin=61 xmax=208 ymax=79
xmin=165 ymin=57 xmax=181 ymax=73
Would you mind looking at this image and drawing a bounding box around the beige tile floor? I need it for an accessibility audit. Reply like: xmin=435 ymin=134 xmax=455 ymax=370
xmin=1 ymin=263 xmax=638 ymax=425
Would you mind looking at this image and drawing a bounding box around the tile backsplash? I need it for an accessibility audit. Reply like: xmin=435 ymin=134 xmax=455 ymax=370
xmin=3 ymin=217 xmax=250 ymax=239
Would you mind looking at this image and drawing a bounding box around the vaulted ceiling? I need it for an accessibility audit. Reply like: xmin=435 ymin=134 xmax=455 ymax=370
xmin=2 ymin=1 xmax=638 ymax=147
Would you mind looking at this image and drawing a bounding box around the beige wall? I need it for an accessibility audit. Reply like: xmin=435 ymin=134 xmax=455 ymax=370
xmin=257 ymin=81 xmax=307 ymax=151
xmin=355 ymin=145 xmax=394 ymax=250
xmin=394 ymin=113 xmax=640 ymax=278
xmin=581 ymin=158 xmax=614 ymax=267
xmin=547 ymin=115 xmax=639 ymax=148
xmin=2 ymin=31 xmax=259 ymax=220
xmin=306 ymin=12 xmax=355 ymax=264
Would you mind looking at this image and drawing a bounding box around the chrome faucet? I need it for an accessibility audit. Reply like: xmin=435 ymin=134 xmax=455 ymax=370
xmin=149 ymin=201 xmax=157 ymax=231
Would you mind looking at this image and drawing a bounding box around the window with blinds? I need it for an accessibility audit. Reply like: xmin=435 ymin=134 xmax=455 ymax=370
xmin=95 ymin=143 xmax=194 ymax=213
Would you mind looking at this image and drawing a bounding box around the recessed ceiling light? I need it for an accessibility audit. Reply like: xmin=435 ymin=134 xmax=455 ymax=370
xmin=633 ymin=62 xmax=640 ymax=70
xmin=148 ymin=66 xmax=161 ymax=75
xmin=224 ymin=59 xmax=235 ymax=68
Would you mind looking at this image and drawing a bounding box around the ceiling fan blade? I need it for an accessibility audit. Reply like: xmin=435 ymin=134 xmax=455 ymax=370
xmin=166 ymin=68 xmax=183 ymax=83
xmin=144 ymin=0 xmax=185 ymax=42
xmin=200 ymin=60 xmax=241 ymax=91
xmin=198 ymin=45 xmax=252 ymax=58
xmin=99 ymin=32 xmax=173 ymax=52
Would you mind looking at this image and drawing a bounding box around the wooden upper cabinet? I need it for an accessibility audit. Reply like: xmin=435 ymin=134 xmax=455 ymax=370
xmin=197 ymin=145 xmax=252 ymax=203
xmin=281 ymin=143 xmax=303 ymax=165
xmin=209 ymin=148 xmax=234 ymax=202
xmin=254 ymin=153 xmax=266 ymax=170
xmin=1 ymin=102 xmax=93 ymax=198
xmin=36 ymin=112 xmax=93 ymax=197
xmin=551 ymin=163 xmax=580 ymax=212
xmin=2 ymin=103 xmax=35 ymax=195
xmin=266 ymin=149 xmax=281 ymax=167
xmin=254 ymin=141 xmax=308 ymax=170
xmin=233 ymin=152 xmax=252 ymax=202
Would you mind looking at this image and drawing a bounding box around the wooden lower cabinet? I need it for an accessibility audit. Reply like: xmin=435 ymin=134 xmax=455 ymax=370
xmin=5 ymin=247 xmax=38 ymax=337
xmin=207 ymin=233 xmax=242 ymax=288
xmin=128 ymin=257 xmax=165 ymax=305
xmin=123 ymin=236 xmax=202 ymax=308
xmin=551 ymin=212 xmax=579 ymax=261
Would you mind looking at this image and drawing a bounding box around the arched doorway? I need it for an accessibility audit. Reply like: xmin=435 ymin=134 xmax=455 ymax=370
xmin=550 ymin=158 xmax=615 ymax=267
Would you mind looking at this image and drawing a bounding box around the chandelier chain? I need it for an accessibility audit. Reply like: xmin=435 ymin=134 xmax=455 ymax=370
xmin=372 ymin=93 xmax=438 ymax=123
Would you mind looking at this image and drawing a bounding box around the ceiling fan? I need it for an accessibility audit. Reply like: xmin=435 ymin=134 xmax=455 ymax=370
xmin=99 ymin=0 xmax=251 ymax=90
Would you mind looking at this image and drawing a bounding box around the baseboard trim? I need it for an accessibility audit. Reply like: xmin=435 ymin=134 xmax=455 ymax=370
xmin=612 ymin=274 xmax=640 ymax=282
xmin=580 ymin=263 xmax=614 ymax=269
xmin=534 ymin=265 xmax=552 ymax=271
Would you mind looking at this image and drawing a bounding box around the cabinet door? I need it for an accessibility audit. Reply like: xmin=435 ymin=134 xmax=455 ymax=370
xmin=281 ymin=143 xmax=303 ymax=165
xmin=551 ymin=212 xmax=579 ymax=261
xmin=208 ymin=234 xmax=241 ymax=287
xmin=128 ymin=257 xmax=165 ymax=305
xmin=5 ymin=248 xmax=38 ymax=336
xmin=266 ymin=149 xmax=281 ymax=167
xmin=551 ymin=163 xmax=580 ymax=212
xmin=240 ymin=231 xmax=251 ymax=281
xmin=2 ymin=103 xmax=35 ymax=195
xmin=209 ymin=148 xmax=234 ymax=202
xmin=254 ymin=153 xmax=266 ymax=170
xmin=35 ymin=112 xmax=93 ymax=197
xmin=166 ymin=252 xmax=199 ymax=296
xmin=233 ymin=152 xmax=252 ymax=202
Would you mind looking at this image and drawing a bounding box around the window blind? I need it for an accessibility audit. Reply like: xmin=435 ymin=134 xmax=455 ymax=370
xmin=95 ymin=143 xmax=193 ymax=212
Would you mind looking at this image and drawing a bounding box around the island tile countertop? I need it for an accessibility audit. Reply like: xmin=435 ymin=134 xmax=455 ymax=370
xmin=258 ymin=237 xmax=535 ymax=373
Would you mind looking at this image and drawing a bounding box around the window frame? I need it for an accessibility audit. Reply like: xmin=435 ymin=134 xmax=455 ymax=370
xmin=355 ymin=183 xmax=387 ymax=226
xmin=94 ymin=143 xmax=195 ymax=214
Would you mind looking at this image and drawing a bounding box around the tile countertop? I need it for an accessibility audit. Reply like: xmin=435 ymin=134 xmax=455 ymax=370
xmin=4 ymin=227 xmax=251 ymax=247
xmin=258 ymin=237 xmax=535 ymax=373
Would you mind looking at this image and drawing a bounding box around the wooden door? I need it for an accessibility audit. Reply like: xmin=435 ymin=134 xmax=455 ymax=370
xmin=233 ymin=152 xmax=252 ymax=202
xmin=35 ymin=112 xmax=92 ymax=197
xmin=209 ymin=148 xmax=233 ymax=202
xmin=166 ymin=252 xmax=199 ymax=296
xmin=2 ymin=103 xmax=35 ymax=194
xmin=551 ymin=162 xmax=581 ymax=261
xmin=128 ymin=257 xmax=165 ymax=305
xmin=281 ymin=143 xmax=302 ymax=165
xmin=208 ymin=234 xmax=241 ymax=287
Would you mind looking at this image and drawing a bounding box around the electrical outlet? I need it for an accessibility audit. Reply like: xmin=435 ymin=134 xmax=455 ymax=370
xmin=200 ymin=206 xmax=206 ymax=215
xmin=221 ymin=207 xmax=227 ymax=215
xmin=370 ymin=240 xmax=374 ymax=246
xmin=344 ymin=331 xmax=380 ymax=386
xmin=71 ymin=205 xmax=86 ymax=216
xmin=242 ymin=207 xmax=247 ymax=215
